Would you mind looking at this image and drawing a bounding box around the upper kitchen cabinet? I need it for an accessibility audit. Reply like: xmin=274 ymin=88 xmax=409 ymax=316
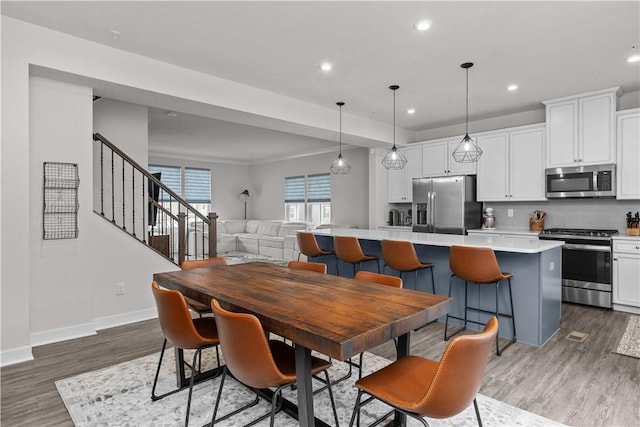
xmin=543 ymin=87 xmax=621 ymax=168
xmin=616 ymin=109 xmax=640 ymax=200
xmin=421 ymin=138 xmax=476 ymax=177
xmin=387 ymin=145 xmax=422 ymax=203
xmin=476 ymin=124 xmax=546 ymax=202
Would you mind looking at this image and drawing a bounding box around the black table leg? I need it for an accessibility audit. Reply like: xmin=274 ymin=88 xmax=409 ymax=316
xmin=294 ymin=344 xmax=315 ymax=427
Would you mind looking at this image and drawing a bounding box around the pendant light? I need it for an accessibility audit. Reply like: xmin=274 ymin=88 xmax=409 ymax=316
xmin=452 ymin=62 xmax=483 ymax=163
xmin=381 ymin=85 xmax=408 ymax=170
xmin=330 ymin=102 xmax=351 ymax=174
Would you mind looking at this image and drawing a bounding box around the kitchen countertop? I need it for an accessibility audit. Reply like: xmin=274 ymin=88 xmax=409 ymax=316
xmin=467 ymin=228 xmax=540 ymax=237
xmin=613 ymin=234 xmax=640 ymax=241
xmin=314 ymin=228 xmax=563 ymax=254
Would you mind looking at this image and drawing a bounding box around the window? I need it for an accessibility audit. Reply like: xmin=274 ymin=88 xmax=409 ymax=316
xmin=149 ymin=165 xmax=211 ymax=217
xmin=284 ymin=173 xmax=331 ymax=226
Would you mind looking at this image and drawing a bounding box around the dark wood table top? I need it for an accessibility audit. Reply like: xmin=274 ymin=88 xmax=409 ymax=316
xmin=153 ymin=262 xmax=451 ymax=360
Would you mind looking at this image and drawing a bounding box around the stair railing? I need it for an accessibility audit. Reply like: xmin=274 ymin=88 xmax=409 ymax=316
xmin=92 ymin=132 xmax=217 ymax=265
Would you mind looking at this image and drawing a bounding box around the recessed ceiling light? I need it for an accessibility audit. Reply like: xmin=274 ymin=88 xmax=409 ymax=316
xmin=414 ymin=20 xmax=431 ymax=31
xmin=320 ymin=62 xmax=333 ymax=71
xmin=166 ymin=111 xmax=177 ymax=117
xmin=407 ymin=108 xmax=416 ymax=114
xmin=507 ymin=84 xmax=518 ymax=91
xmin=110 ymin=30 xmax=121 ymax=39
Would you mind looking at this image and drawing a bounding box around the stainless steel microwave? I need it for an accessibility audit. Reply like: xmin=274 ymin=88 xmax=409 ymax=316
xmin=545 ymin=164 xmax=616 ymax=198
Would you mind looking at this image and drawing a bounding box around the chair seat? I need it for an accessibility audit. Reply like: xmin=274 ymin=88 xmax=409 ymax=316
xmin=462 ymin=271 xmax=513 ymax=284
xmin=192 ymin=317 xmax=220 ymax=346
xmin=360 ymin=254 xmax=379 ymax=262
xmin=268 ymin=340 xmax=332 ymax=381
xmin=355 ymin=355 xmax=437 ymax=412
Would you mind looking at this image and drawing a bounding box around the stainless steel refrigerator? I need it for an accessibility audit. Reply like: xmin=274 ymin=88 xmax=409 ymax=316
xmin=412 ymin=175 xmax=481 ymax=234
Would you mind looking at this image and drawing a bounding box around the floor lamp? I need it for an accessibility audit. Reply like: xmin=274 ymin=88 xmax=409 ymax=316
xmin=239 ymin=190 xmax=250 ymax=219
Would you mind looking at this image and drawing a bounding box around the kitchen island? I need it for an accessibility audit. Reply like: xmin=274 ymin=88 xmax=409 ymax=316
xmin=312 ymin=228 xmax=564 ymax=347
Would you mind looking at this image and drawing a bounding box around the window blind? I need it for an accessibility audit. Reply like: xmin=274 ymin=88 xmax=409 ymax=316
xmin=149 ymin=165 xmax=181 ymax=201
xmin=185 ymin=167 xmax=211 ymax=203
xmin=284 ymin=175 xmax=305 ymax=203
xmin=307 ymin=173 xmax=331 ymax=202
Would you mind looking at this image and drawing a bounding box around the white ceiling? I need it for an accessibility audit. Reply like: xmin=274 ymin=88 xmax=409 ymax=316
xmin=3 ymin=1 xmax=640 ymax=162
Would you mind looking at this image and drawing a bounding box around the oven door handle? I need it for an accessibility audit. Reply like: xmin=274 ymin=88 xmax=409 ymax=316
xmin=564 ymin=243 xmax=611 ymax=252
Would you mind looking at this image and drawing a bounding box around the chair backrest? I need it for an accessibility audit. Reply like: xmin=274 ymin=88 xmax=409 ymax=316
xmin=354 ymin=270 xmax=402 ymax=288
xmin=333 ymin=235 xmax=366 ymax=263
xmin=287 ymin=260 xmax=327 ymax=274
xmin=210 ymin=299 xmax=286 ymax=389
xmin=297 ymin=232 xmax=323 ymax=257
xmin=151 ymin=281 xmax=207 ymax=349
xmin=415 ymin=316 xmax=498 ymax=418
xmin=381 ymin=239 xmax=422 ymax=271
xmin=181 ymin=257 xmax=227 ymax=270
xmin=449 ymin=246 xmax=503 ymax=283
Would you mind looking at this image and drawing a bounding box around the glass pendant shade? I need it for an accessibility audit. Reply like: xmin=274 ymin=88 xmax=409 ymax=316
xmin=382 ymin=85 xmax=407 ymax=170
xmin=452 ymin=62 xmax=482 ymax=163
xmin=330 ymin=101 xmax=351 ymax=174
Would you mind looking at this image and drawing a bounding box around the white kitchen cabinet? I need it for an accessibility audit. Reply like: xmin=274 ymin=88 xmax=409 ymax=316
xmin=616 ymin=109 xmax=640 ymax=200
xmin=387 ymin=145 xmax=422 ymax=203
xmin=476 ymin=124 xmax=546 ymax=202
xmin=421 ymin=138 xmax=476 ymax=177
xmin=543 ymin=87 xmax=620 ymax=168
xmin=613 ymin=238 xmax=640 ymax=314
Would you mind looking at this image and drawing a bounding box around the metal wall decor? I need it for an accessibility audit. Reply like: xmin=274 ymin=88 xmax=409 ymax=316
xmin=452 ymin=62 xmax=483 ymax=163
xmin=43 ymin=162 xmax=80 ymax=239
xmin=381 ymin=85 xmax=408 ymax=170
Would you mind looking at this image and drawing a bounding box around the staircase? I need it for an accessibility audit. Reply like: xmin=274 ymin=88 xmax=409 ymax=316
xmin=92 ymin=132 xmax=217 ymax=265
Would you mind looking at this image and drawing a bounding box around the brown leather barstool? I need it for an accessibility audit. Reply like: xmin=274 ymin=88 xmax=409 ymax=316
xmin=297 ymin=231 xmax=335 ymax=262
xmin=381 ymin=239 xmax=435 ymax=293
xmin=150 ymin=282 xmax=220 ymax=427
xmin=287 ymin=260 xmax=327 ymax=274
xmin=333 ymin=235 xmax=380 ymax=277
xmin=181 ymin=257 xmax=227 ymax=317
xmin=349 ymin=317 xmax=498 ymax=427
xmin=444 ymin=245 xmax=516 ymax=356
xmin=209 ymin=299 xmax=340 ymax=427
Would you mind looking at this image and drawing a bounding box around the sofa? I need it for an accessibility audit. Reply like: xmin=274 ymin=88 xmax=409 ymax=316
xmin=189 ymin=219 xmax=309 ymax=260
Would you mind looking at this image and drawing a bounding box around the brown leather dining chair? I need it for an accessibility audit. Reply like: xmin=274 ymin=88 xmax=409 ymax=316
xmin=180 ymin=257 xmax=227 ymax=317
xmin=333 ymin=235 xmax=380 ymax=277
xmin=381 ymin=239 xmax=435 ymax=293
xmin=287 ymin=259 xmax=328 ymax=274
xmin=444 ymin=245 xmax=516 ymax=355
xmin=150 ymin=281 xmax=220 ymax=427
xmin=209 ymin=299 xmax=340 ymax=427
xmin=349 ymin=316 xmax=498 ymax=427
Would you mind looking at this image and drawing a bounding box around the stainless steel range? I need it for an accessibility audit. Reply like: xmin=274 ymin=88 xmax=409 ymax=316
xmin=539 ymin=228 xmax=618 ymax=308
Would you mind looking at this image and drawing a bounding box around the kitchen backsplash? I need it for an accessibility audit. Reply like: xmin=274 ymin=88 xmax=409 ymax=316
xmin=485 ymin=199 xmax=640 ymax=232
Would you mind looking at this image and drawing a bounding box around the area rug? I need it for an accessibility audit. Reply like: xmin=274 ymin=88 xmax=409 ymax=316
xmin=55 ymin=348 xmax=564 ymax=427
xmin=220 ymin=251 xmax=289 ymax=267
xmin=614 ymin=315 xmax=640 ymax=359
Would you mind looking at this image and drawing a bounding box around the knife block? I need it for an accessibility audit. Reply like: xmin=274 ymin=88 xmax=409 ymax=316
xmin=529 ymin=218 xmax=545 ymax=232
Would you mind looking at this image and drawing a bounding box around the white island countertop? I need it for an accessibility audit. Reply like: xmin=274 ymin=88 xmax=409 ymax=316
xmin=313 ymin=228 xmax=564 ymax=254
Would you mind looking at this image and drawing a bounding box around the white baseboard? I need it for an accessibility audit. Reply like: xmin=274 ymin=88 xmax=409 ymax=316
xmin=94 ymin=307 xmax=158 ymax=331
xmin=0 ymin=345 xmax=34 ymax=367
xmin=613 ymin=303 xmax=640 ymax=315
xmin=30 ymin=322 xmax=97 ymax=348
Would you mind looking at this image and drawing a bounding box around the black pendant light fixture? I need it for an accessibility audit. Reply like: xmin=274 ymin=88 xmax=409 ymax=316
xmin=452 ymin=62 xmax=483 ymax=163
xmin=381 ymin=85 xmax=408 ymax=170
xmin=330 ymin=101 xmax=351 ymax=175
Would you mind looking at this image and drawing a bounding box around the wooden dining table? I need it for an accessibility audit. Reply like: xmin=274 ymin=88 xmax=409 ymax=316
xmin=153 ymin=262 xmax=451 ymax=427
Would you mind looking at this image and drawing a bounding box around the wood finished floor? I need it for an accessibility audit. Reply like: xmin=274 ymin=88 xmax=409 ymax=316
xmin=1 ymin=303 xmax=639 ymax=427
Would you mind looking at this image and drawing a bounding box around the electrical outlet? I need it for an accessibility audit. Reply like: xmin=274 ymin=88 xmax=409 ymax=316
xmin=550 ymin=261 xmax=555 ymax=271
xmin=508 ymin=209 xmax=514 ymax=217
xmin=116 ymin=282 xmax=125 ymax=296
